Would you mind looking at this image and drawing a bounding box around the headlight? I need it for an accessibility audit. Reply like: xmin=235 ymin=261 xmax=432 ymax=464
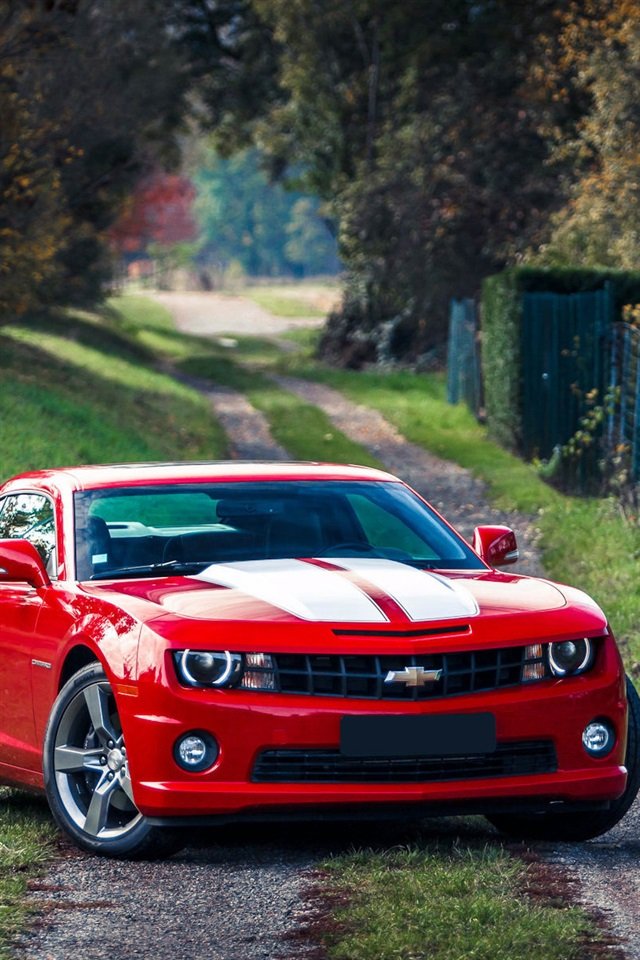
xmin=548 ymin=638 xmax=593 ymax=677
xmin=175 ymin=650 xmax=242 ymax=688
xmin=522 ymin=639 xmax=597 ymax=682
xmin=173 ymin=650 xmax=276 ymax=690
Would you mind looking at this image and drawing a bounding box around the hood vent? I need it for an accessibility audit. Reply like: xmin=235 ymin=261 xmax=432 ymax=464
xmin=332 ymin=625 xmax=470 ymax=639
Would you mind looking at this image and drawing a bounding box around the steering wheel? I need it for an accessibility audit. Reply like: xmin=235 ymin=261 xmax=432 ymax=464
xmin=318 ymin=542 xmax=417 ymax=564
xmin=318 ymin=541 xmax=382 ymax=557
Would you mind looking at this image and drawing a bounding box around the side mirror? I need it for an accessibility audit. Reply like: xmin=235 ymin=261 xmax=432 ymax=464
xmin=0 ymin=539 xmax=51 ymax=589
xmin=473 ymin=525 xmax=519 ymax=567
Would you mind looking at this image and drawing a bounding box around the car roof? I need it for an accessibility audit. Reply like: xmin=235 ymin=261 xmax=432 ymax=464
xmin=2 ymin=461 xmax=400 ymax=494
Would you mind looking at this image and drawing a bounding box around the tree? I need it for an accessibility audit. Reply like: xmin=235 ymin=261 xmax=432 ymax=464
xmin=191 ymin=0 xmax=568 ymax=363
xmin=539 ymin=1 xmax=640 ymax=269
xmin=0 ymin=0 xmax=192 ymax=318
xmin=0 ymin=4 xmax=71 ymax=317
xmin=192 ymin=146 xmax=338 ymax=277
xmin=110 ymin=173 xmax=198 ymax=256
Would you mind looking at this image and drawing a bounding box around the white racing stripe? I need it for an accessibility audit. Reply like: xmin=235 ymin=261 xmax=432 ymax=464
xmin=324 ymin=558 xmax=479 ymax=621
xmin=195 ymin=559 xmax=388 ymax=622
xmin=194 ymin=557 xmax=478 ymax=623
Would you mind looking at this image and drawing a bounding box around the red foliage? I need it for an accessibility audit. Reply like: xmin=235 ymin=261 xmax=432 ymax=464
xmin=110 ymin=172 xmax=197 ymax=254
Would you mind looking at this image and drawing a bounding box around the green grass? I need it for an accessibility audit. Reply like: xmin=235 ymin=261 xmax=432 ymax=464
xmin=321 ymin=844 xmax=594 ymax=960
xmin=0 ymin=792 xmax=55 ymax=958
xmin=245 ymin=289 xmax=326 ymax=317
xmin=234 ymin=281 xmax=338 ymax=318
xmin=0 ymin=299 xmax=228 ymax=481
xmin=114 ymin=293 xmax=379 ymax=469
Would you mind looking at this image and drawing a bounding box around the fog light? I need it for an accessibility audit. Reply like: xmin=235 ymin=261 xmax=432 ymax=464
xmin=174 ymin=732 xmax=218 ymax=772
xmin=582 ymin=721 xmax=615 ymax=757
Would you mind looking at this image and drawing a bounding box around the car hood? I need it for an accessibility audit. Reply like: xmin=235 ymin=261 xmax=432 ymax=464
xmin=93 ymin=557 xmax=574 ymax=624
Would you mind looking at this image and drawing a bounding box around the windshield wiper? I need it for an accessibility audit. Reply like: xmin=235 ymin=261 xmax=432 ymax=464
xmin=89 ymin=560 xmax=209 ymax=581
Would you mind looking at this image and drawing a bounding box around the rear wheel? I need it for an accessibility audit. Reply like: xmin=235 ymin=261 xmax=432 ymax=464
xmin=43 ymin=663 xmax=182 ymax=859
xmin=487 ymin=676 xmax=640 ymax=842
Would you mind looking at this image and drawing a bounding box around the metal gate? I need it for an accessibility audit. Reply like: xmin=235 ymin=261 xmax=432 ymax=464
xmin=446 ymin=298 xmax=481 ymax=414
xmin=520 ymin=287 xmax=614 ymax=459
xmin=608 ymin=323 xmax=640 ymax=481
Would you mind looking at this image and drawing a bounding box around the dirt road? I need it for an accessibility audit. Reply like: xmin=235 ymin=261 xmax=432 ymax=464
xmin=152 ymin=290 xmax=325 ymax=337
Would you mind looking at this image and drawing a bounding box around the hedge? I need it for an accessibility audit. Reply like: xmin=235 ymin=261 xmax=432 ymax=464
xmin=481 ymin=266 xmax=640 ymax=452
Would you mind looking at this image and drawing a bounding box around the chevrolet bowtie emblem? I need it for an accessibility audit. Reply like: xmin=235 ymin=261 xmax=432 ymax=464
xmin=384 ymin=666 xmax=443 ymax=687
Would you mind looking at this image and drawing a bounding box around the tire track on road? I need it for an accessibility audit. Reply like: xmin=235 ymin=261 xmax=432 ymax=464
xmin=168 ymin=365 xmax=290 ymax=461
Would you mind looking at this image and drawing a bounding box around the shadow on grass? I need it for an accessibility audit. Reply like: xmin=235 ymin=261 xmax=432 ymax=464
xmin=179 ymin=813 xmax=498 ymax=864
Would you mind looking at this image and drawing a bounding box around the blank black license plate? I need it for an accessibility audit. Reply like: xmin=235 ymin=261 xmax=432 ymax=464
xmin=340 ymin=713 xmax=496 ymax=758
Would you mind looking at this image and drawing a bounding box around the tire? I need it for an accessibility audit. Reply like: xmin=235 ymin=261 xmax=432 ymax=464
xmin=487 ymin=676 xmax=640 ymax=842
xmin=43 ymin=663 xmax=183 ymax=859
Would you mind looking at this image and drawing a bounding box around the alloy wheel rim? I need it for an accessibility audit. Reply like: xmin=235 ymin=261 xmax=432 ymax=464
xmin=53 ymin=681 xmax=142 ymax=840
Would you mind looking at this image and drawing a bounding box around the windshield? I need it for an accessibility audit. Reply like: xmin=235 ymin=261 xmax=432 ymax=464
xmin=73 ymin=480 xmax=484 ymax=581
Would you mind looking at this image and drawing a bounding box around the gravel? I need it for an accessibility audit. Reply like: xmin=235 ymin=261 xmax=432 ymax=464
xmin=18 ymin=828 xmax=320 ymax=960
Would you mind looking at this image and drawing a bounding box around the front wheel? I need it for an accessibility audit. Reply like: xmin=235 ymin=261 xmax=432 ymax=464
xmin=43 ymin=663 xmax=182 ymax=859
xmin=487 ymin=676 xmax=640 ymax=842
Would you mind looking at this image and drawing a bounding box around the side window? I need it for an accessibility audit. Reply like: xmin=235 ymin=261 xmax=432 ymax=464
xmin=0 ymin=493 xmax=57 ymax=573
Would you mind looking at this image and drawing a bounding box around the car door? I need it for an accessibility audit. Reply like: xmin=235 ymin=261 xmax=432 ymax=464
xmin=0 ymin=491 xmax=56 ymax=771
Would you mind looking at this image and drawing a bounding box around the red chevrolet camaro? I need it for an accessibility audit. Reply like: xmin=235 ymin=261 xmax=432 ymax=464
xmin=0 ymin=461 xmax=637 ymax=858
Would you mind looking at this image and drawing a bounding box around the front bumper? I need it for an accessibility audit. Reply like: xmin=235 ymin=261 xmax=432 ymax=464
xmin=119 ymin=644 xmax=628 ymax=820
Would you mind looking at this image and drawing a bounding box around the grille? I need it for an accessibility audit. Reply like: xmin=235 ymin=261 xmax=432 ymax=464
xmin=270 ymin=648 xmax=530 ymax=700
xmin=253 ymin=740 xmax=557 ymax=784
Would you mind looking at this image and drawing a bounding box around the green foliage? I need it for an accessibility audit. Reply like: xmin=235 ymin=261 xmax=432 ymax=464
xmin=193 ymin=147 xmax=338 ymax=280
xmin=0 ymin=2 xmax=192 ymax=318
xmin=323 ymin=843 xmax=593 ymax=960
xmin=540 ymin=5 xmax=640 ymax=270
xmin=0 ymin=299 xmax=227 ymax=481
xmin=481 ymin=271 xmax=522 ymax=450
xmin=195 ymin=1 xmax=568 ymax=363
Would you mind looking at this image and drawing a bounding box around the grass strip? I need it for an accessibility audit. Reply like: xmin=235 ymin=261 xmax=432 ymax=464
xmin=0 ymin=793 xmax=56 ymax=958
xmin=181 ymin=355 xmax=382 ymax=468
xmin=243 ymin=289 xmax=326 ymax=318
xmin=319 ymin=844 xmax=593 ymax=960
xmin=113 ymin=293 xmax=380 ymax=468
xmin=234 ymin=282 xmax=336 ymax=318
